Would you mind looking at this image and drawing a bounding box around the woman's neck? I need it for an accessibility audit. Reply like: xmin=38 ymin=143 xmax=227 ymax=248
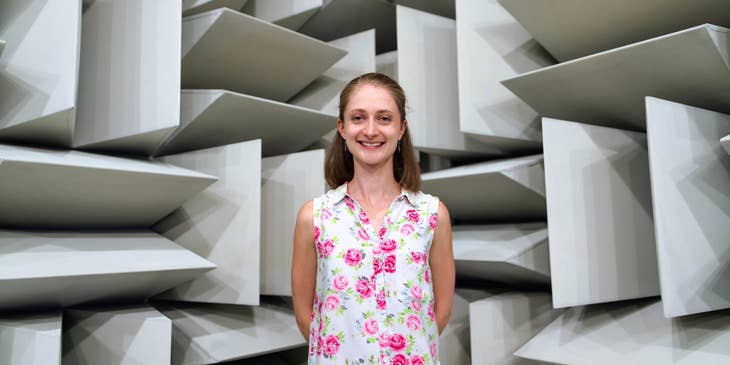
xmin=348 ymin=160 xmax=401 ymax=205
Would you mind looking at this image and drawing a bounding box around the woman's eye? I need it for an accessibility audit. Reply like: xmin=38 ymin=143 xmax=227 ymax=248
xmin=352 ymin=115 xmax=363 ymax=121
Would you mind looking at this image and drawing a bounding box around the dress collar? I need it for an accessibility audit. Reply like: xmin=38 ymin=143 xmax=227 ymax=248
xmin=332 ymin=182 xmax=418 ymax=206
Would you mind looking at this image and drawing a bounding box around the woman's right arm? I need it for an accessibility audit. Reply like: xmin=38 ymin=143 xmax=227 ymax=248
xmin=291 ymin=199 xmax=317 ymax=340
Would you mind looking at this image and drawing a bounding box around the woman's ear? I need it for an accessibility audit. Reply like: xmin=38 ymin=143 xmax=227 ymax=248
xmin=337 ymin=119 xmax=346 ymax=139
xmin=400 ymin=119 xmax=408 ymax=139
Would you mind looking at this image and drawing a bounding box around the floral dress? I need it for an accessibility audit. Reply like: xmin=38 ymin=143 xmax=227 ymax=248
xmin=309 ymin=183 xmax=440 ymax=365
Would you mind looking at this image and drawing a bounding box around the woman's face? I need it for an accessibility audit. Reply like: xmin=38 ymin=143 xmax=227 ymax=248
xmin=338 ymin=84 xmax=407 ymax=168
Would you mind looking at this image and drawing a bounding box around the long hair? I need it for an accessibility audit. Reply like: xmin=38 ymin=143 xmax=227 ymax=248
xmin=324 ymin=73 xmax=421 ymax=191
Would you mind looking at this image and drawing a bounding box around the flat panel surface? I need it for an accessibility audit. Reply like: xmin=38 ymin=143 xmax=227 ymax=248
xmin=157 ymin=90 xmax=334 ymax=157
xmin=261 ymin=149 xmax=325 ymax=296
xmin=646 ymin=97 xmax=730 ymax=317
xmin=502 ymin=25 xmax=730 ymax=131
xmin=543 ymin=118 xmax=659 ymax=308
xmin=440 ymin=288 xmax=500 ymax=365
xmin=723 ymin=134 xmax=730 ymax=155
xmin=0 ymin=312 xmax=61 ymax=365
xmin=397 ymin=0 xmax=455 ymax=19
xmin=156 ymin=298 xmax=305 ymax=364
xmin=453 ymin=223 xmax=550 ymax=285
xmin=0 ymin=144 xmax=216 ymax=228
xmin=182 ymin=8 xmax=346 ymax=102
xmin=63 ymin=306 xmax=171 ymax=365
xmin=75 ymin=0 xmax=180 ymax=155
xmin=0 ymin=230 xmax=215 ymax=310
xmin=499 ymin=0 xmax=730 ymax=61
xmin=183 ymin=0 xmax=248 ymax=16
xmin=0 ymin=0 xmax=80 ymax=147
xmin=515 ymin=298 xmax=730 ymax=364
xmin=398 ymin=5 xmax=494 ymax=156
xmin=242 ymin=0 xmax=321 ymax=30
xmin=470 ymin=293 xmax=561 ymax=365
xmin=421 ymin=155 xmax=545 ymax=221
xmin=455 ymin=0 xmax=552 ymax=152
xmin=154 ymin=140 xmax=261 ymax=305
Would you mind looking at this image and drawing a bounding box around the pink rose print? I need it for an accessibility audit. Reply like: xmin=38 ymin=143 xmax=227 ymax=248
xmin=324 ymin=295 xmax=340 ymax=311
xmin=344 ymin=248 xmax=362 ymax=266
xmin=316 ymin=336 xmax=324 ymax=355
xmin=383 ymin=254 xmax=396 ymax=273
xmin=373 ymin=257 xmax=383 ymax=275
xmin=430 ymin=342 xmax=438 ymax=357
xmin=323 ymin=334 xmax=341 ymax=356
xmin=391 ymin=354 xmax=407 ymax=365
xmin=321 ymin=208 xmax=332 ymax=220
xmin=333 ymin=274 xmax=348 ymax=291
xmin=378 ymin=332 xmax=390 ymax=348
xmin=364 ymin=318 xmax=379 ymax=335
xmin=388 ymin=333 xmax=406 ymax=351
xmin=429 ymin=214 xmax=437 ymax=230
xmin=411 ymin=285 xmax=423 ymax=301
xmin=378 ymin=227 xmax=387 ymax=240
xmin=410 ymin=251 xmax=424 ymax=263
xmin=376 ymin=290 xmax=386 ymax=310
xmin=380 ymin=239 xmax=397 ymax=252
xmin=407 ymin=209 xmax=420 ymax=223
xmin=406 ymin=315 xmax=421 ymax=331
xmin=424 ymin=269 xmax=430 ymax=284
xmin=358 ymin=227 xmax=370 ymax=241
xmin=358 ymin=210 xmax=370 ymax=224
xmin=400 ymin=223 xmax=414 ymax=235
xmin=322 ymin=239 xmax=334 ymax=257
xmin=427 ymin=303 xmax=435 ymax=321
xmin=356 ymin=278 xmax=374 ymax=298
xmin=411 ymin=355 xmax=425 ymax=365
xmin=345 ymin=197 xmax=355 ymax=210
xmin=411 ymin=300 xmax=422 ymax=312
xmin=314 ymin=226 xmax=321 ymax=242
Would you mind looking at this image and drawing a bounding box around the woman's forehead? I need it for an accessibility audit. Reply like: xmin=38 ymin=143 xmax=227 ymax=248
xmin=346 ymin=84 xmax=398 ymax=112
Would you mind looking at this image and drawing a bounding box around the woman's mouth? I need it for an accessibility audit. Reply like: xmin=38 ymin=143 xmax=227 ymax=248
xmin=358 ymin=141 xmax=385 ymax=149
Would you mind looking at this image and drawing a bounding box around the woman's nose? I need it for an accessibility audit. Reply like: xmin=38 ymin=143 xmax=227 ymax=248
xmin=364 ymin=119 xmax=378 ymax=136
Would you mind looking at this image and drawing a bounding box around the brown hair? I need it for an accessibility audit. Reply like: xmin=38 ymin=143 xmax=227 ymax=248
xmin=325 ymin=72 xmax=421 ymax=191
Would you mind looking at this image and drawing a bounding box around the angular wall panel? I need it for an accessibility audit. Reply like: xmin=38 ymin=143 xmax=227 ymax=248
xmin=0 ymin=39 xmax=5 ymax=56
xmin=0 ymin=144 xmax=216 ymax=228
xmin=74 ymin=0 xmax=181 ymax=156
xmin=722 ymin=134 xmax=730 ymax=155
xmin=455 ymin=0 xmax=552 ymax=152
xmin=0 ymin=231 xmax=215 ymax=310
xmin=397 ymin=5 xmax=495 ymax=157
xmin=499 ymin=0 xmax=730 ymax=61
xmin=182 ymin=0 xmax=248 ymax=16
xmin=261 ymin=149 xmax=325 ymax=296
xmin=0 ymin=312 xmax=61 ymax=365
xmin=421 ymin=154 xmax=545 ymax=221
xmin=182 ymin=8 xmax=346 ymax=102
xmin=62 ymin=305 xmax=171 ymax=365
xmin=0 ymin=0 xmax=81 ymax=147
xmin=242 ymin=0 xmax=322 ymax=30
xmin=502 ymin=25 xmax=730 ymax=131
xmin=440 ymin=288 xmax=499 ymax=365
xmin=155 ymin=90 xmax=334 ymax=157
xmin=515 ymin=298 xmax=730 ymax=364
xmin=154 ymin=140 xmax=261 ymax=305
xmin=646 ymin=97 xmax=730 ymax=317
xmin=543 ymin=118 xmax=659 ymax=308
xmin=470 ymin=293 xmax=562 ymax=365
xmin=156 ymin=298 xmax=305 ymax=364
xmin=453 ymin=223 xmax=550 ymax=285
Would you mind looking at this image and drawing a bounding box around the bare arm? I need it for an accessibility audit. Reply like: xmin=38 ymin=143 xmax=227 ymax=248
xmin=291 ymin=200 xmax=317 ymax=340
xmin=429 ymin=201 xmax=455 ymax=334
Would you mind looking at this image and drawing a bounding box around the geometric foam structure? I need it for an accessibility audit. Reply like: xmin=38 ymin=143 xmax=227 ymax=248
xmin=182 ymin=0 xmax=249 ymax=16
xmin=154 ymin=90 xmax=334 ymax=157
xmin=502 ymin=25 xmax=730 ymax=132
xmin=453 ymin=223 xmax=550 ymax=285
xmin=0 ymin=312 xmax=62 ymax=365
xmin=155 ymin=298 xmax=305 ymax=364
xmin=182 ymin=8 xmax=346 ymax=102
xmin=0 ymin=144 xmax=216 ymax=229
xmin=722 ymin=134 xmax=730 ymax=155
xmin=469 ymin=292 xmax=562 ymax=365
xmin=62 ymin=305 xmax=172 ymax=365
xmin=397 ymin=5 xmax=496 ymax=157
xmin=0 ymin=0 xmax=81 ymax=148
xmin=0 ymin=230 xmax=215 ymax=311
xmin=0 ymin=39 xmax=5 ymax=56
xmin=455 ymin=0 xmax=553 ymax=153
xmin=646 ymin=97 xmax=730 ymax=318
xmin=543 ymin=118 xmax=659 ymax=308
xmin=261 ymin=149 xmax=325 ymax=296
xmin=74 ymin=0 xmax=181 ymax=156
xmin=498 ymin=0 xmax=730 ymax=61
xmin=241 ymin=0 xmax=323 ymax=30
xmin=440 ymin=287 xmax=500 ymax=365
xmin=421 ymin=154 xmax=545 ymax=222
xmin=514 ymin=298 xmax=730 ymax=364
xmin=153 ymin=140 xmax=261 ymax=306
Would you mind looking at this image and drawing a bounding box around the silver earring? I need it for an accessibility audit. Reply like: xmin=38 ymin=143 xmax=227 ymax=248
xmin=397 ymin=140 xmax=401 ymax=152
xmin=343 ymin=139 xmax=348 ymax=152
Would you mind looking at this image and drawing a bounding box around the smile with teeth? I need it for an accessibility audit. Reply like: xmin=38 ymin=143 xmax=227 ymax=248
xmin=359 ymin=141 xmax=385 ymax=148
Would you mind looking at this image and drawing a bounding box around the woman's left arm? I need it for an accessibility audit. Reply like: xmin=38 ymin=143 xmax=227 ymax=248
xmin=429 ymin=201 xmax=455 ymax=334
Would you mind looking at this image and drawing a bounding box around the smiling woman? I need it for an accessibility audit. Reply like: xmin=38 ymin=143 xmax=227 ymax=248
xmin=291 ymin=73 xmax=455 ymax=365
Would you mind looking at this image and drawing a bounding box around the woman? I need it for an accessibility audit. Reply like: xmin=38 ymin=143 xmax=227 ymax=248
xmin=292 ymin=73 xmax=455 ymax=365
